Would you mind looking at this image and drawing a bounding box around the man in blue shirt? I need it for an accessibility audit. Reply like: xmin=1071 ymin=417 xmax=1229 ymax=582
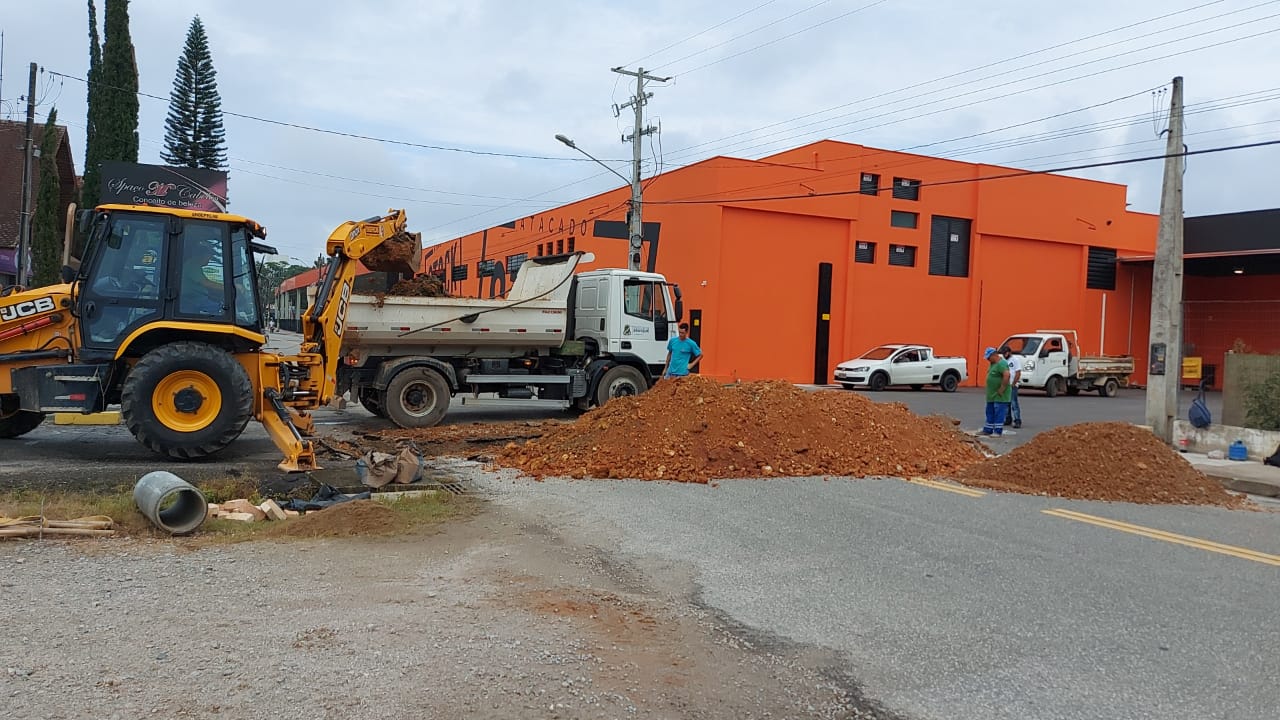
xmin=662 ymin=322 xmax=703 ymax=379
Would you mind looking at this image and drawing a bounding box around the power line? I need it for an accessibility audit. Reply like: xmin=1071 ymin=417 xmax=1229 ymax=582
xmin=649 ymin=0 xmax=839 ymax=72
xmin=664 ymin=0 xmax=895 ymax=76
xmin=672 ymin=9 xmax=1280 ymax=162
xmin=623 ymin=0 xmax=782 ymax=67
xmin=646 ymin=139 xmax=1280 ymax=205
xmin=45 ymin=69 xmax=630 ymax=163
xmin=661 ymin=0 xmax=1242 ymax=158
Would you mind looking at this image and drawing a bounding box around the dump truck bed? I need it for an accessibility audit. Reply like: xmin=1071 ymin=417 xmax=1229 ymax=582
xmin=340 ymin=254 xmax=585 ymax=356
xmin=1077 ymin=355 xmax=1136 ymax=377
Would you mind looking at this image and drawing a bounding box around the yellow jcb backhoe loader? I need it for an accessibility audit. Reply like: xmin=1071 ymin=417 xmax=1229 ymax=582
xmin=0 ymin=204 xmax=419 ymax=472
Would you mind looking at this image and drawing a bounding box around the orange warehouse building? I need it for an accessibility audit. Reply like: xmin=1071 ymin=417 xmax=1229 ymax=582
xmin=417 ymin=139 xmax=1158 ymax=387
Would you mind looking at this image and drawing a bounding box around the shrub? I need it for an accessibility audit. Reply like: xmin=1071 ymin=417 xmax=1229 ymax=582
xmin=1244 ymin=370 xmax=1280 ymax=431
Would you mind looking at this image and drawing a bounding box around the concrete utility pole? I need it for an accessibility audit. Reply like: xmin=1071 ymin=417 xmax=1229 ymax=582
xmin=16 ymin=62 xmax=36 ymax=287
xmin=612 ymin=66 xmax=670 ymax=272
xmin=1144 ymin=76 xmax=1185 ymax=444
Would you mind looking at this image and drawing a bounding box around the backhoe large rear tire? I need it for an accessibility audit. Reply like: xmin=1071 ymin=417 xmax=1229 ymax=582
xmin=0 ymin=396 xmax=44 ymax=438
xmin=385 ymin=367 xmax=450 ymax=429
xmin=121 ymin=342 xmax=254 ymax=460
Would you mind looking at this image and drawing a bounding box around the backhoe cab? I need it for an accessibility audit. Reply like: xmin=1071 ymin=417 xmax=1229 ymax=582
xmin=0 ymin=204 xmax=420 ymax=472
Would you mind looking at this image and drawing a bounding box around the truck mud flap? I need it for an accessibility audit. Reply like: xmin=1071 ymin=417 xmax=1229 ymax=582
xmin=11 ymin=363 xmax=111 ymax=413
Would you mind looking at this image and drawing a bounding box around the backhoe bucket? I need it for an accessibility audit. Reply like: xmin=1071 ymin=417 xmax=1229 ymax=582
xmin=362 ymin=231 xmax=423 ymax=277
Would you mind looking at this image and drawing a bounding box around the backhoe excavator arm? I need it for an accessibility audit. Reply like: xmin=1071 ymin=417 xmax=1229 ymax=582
xmin=260 ymin=209 xmax=421 ymax=472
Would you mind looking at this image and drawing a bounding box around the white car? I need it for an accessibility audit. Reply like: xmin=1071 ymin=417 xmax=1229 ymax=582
xmin=833 ymin=344 xmax=968 ymax=392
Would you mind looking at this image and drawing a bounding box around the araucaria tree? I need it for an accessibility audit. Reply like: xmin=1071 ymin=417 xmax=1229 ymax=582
xmin=162 ymin=16 xmax=227 ymax=169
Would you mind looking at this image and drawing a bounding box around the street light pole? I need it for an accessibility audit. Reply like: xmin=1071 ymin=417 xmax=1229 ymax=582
xmin=555 ymin=134 xmax=641 ymax=266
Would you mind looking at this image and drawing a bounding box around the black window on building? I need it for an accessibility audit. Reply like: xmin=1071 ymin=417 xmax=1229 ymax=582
xmin=854 ymin=241 xmax=876 ymax=263
xmin=507 ymin=252 xmax=528 ymax=280
xmin=567 ymin=237 xmax=576 ymax=252
xmin=892 ymin=177 xmax=921 ymax=201
xmin=478 ymin=259 xmax=497 ymax=275
xmin=451 ymin=264 xmax=468 ymax=282
xmin=860 ymin=173 xmax=880 ymax=196
xmin=890 ymin=210 xmax=919 ymax=229
xmin=928 ymin=216 xmax=972 ymax=278
xmin=1087 ymin=246 xmax=1118 ymax=290
xmin=889 ymin=244 xmax=917 ymax=267
xmin=556 ymin=239 xmax=564 ymax=254
xmin=535 ymin=244 xmax=543 ymax=256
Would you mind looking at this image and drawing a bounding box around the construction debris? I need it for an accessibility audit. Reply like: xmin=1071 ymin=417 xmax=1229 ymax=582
xmin=496 ymin=376 xmax=984 ymax=482
xmin=952 ymin=421 xmax=1244 ymax=506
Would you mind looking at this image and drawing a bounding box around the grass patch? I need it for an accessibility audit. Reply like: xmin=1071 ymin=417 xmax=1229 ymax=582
xmin=0 ymin=488 xmax=155 ymax=536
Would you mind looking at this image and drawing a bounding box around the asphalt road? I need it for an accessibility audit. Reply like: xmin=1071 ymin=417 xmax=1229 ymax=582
xmin=473 ymin=471 xmax=1280 ymax=720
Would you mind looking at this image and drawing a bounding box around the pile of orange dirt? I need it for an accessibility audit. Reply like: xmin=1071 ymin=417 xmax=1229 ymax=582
xmin=496 ymin=375 xmax=984 ymax=483
xmin=386 ymin=274 xmax=449 ymax=297
xmin=263 ymin=500 xmax=406 ymax=538
xmin=952 ymin=422 xmax=1243 ymax=506
xmin=361 ymin=231 xmax=421 ymax=275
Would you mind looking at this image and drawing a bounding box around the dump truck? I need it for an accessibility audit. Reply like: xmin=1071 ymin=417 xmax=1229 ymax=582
xmin=1000 ymin=329 xmax=1135 ymax=397
xmin=0 ymin=205 xmax=422 ymax=472
xmin=337 ymin=251 xmax=683 ymax=427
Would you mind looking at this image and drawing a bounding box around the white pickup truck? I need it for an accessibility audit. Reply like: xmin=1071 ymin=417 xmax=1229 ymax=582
xmin=1000 ymin=330 xmax=1135 ymax=397
xmin=833 ymin=344 xmax=968 ymax=392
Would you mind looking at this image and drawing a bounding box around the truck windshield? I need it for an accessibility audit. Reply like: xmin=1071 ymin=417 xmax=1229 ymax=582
xmin=1003 ymin=336 xmax=1041 ymax=356
xmin=859 ymin=346 xmax=897 ymax=360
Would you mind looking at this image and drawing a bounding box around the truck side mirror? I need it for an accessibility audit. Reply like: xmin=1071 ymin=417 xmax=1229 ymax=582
xmin=671 ymin=283 xmax=683 ymax=322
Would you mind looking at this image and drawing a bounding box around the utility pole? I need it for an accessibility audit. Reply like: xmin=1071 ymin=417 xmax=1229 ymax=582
xmin=16 ymin=62 xmax=36 ymax=287
xmin=612 ymin=66 xmax=669 ymax=271
xmin=1144 ymin=76 xmax=1185 ymax=444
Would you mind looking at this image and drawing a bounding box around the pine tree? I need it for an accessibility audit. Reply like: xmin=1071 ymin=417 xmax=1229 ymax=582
xmin=80 ymin=0 xmax=103 ymax=210
xmin=32 ymin=110 xmax=64 ymax=286
xmin=162 ymin=16 xmax=227 ymax=169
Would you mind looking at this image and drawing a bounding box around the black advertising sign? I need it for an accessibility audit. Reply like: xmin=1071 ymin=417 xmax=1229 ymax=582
xmin=100 ymin=161 xmax=229 ymax=212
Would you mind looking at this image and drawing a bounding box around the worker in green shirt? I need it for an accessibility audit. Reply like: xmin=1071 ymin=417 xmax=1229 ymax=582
xmin=982 ymin=346 xmax=1011 ymax=436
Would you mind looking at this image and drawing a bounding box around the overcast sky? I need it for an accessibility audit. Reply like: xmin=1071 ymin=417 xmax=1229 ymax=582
xmin=2 ymin=0 xmax=1277 ymax=262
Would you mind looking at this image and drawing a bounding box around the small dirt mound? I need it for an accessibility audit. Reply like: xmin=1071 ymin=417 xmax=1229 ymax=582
xmin=497 ymin=375 xmax=983 ymax=482
xmin=263 ymin=500 xmax=406 ymax=538
xmin=952 ymin=422 xmax=1242 ymax=506
xmin=388 ymin=274 xmax=449 ymax=297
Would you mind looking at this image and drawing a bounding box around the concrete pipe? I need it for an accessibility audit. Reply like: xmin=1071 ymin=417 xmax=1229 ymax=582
xmin=133 ymin=471 xmax=209 ymax=535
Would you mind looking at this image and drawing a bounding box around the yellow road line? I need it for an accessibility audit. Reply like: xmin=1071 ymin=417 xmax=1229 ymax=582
xmin=906 ymin=477 xmax=986 ymax=498
xmin=1043 ymin=508 xmax=1280 ymax=566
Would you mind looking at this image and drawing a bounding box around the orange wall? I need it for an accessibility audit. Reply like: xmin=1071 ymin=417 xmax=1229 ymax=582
xmin=426 ymin=140 xmax=1159 ymax=385
xmin=1183 ymin=275 xmax=1280 ymax=389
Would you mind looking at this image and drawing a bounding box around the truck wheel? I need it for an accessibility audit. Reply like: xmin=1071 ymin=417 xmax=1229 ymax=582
xmin=385 ymin=367 xmax=450 ymax=428
xmin=868 ymin=372 xmax=889 ymax=392
xmin=595 ymin=365 xmax=647 ymax=407
xmin=1100 ymin=378 xmax=1119 ymax=398
xmin=1045 ymin=376 xmax=1065 ymax=398
xmin=0 ymin=396 xmax=44 ymax=438
xmin=358 ymin=387 xmax=388 ymax=418
xmin=121 ymin=342 xmax=253 ymax=460
xmin=939 ymin=372 xmax=959 ymax=393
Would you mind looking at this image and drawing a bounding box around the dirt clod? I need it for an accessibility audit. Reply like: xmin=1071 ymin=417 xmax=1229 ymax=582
xmin=263 ymin=500 xmax=406 ymax=538
xmin=496 ymin=375 xmax=983 ymax=482
xmin=952 ymin=421 xmax=1243 ymax=506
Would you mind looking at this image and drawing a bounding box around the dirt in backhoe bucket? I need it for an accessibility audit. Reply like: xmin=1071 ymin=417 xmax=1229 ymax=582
xmin=496 ymin=375 xmax=984 ymax=483
xmin=951 ymin=422 xmax=1245 ymax=506
xmin=387 ymin=274 xmax=449 ymax=297
xmin=362 ymin=231 xmax=422 ymax=275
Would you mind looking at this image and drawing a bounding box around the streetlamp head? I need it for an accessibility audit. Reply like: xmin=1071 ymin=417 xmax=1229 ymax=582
xmin=554 ymin=134 xmax=576 ymax=149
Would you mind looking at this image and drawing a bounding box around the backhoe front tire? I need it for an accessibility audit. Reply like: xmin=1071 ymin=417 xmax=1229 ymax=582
xmin=0 ymin=396 xmax=44 ymax=438
xmin=385 ymin=367 xmax=450 ymax=428
xmin=121 ymin=342 xmax=254 ymax=460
